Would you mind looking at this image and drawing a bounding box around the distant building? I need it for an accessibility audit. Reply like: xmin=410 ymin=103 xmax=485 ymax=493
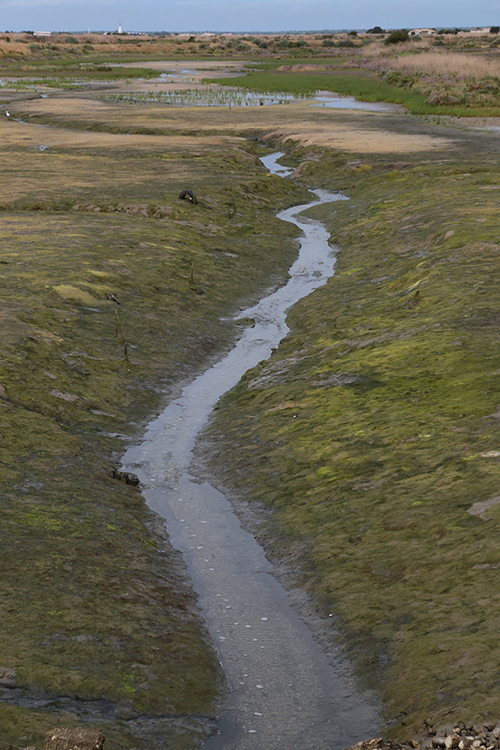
xmin=409 ymin=28 xmax=436 ymax=36
xmin=469 ymin=27 xmax=490 ymax=33
xmin=34 ymin=31 xmax=51 ymax=36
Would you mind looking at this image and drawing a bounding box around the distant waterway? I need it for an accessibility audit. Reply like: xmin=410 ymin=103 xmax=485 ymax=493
xmin=121 ymin=152 xmax=381 ymax=749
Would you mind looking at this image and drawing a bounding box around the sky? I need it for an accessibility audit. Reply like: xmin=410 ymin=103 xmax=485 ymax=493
xmin=2 ymin=0 xmax=500 ymax=34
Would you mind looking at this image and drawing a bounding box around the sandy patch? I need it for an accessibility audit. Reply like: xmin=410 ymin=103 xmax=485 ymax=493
xmin=117 ymin=60 xmax=244 ymax=74
xmin=266 ymin=122 xmax=453 ymax=154
xmin=0 ymin=114 xmax=241 ymax=152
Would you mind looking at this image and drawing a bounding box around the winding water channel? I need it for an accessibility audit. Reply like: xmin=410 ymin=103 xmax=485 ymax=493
xmin=121 ymin=153 xmax=380 ymax=749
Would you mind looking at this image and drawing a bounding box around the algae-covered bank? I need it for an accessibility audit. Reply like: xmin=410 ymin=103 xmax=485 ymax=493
xmin=0 ymin=90 xmax=310 ymax=749
xmin=194 ymin=121 xmax=500 ymax=738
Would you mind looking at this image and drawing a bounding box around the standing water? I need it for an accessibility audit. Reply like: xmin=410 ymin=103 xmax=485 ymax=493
xmin=121 ymin=153 xmax=380 ymax=749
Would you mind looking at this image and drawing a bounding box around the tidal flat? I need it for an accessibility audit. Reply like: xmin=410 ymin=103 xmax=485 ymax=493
xmin=3 ymin=52 xmax=500 ymax=748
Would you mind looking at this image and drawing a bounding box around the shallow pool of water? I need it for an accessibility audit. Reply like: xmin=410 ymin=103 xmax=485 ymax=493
xmin=121 ymin=153 xmax=380 ymax=749
xmin=313 ymin=90 xmax=400 ymax=112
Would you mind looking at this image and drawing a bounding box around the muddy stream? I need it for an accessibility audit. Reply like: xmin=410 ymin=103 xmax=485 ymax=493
xmin=121 ymin=153 xmax=380 ymax=749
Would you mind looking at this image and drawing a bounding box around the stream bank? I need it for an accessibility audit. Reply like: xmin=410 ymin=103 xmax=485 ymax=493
xmin=121 ymin=153 xmax=380 ymax=749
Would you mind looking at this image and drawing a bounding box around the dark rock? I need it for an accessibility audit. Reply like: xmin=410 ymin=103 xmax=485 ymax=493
xmin=178 ymin=189 xmax=197 ymax=204
xmin=111 ymin=469 xmax=139 ymax=486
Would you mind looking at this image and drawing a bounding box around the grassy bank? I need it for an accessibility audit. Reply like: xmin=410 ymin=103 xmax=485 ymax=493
xmin=197 ymin=137 xmax=500 ymax=737
xmin=211 ymin=69 xmax=430 ymax=111
xmin=213 ymin=67 xmax=500 ymax=118
xmin=0 ymin=104 xmax=309 ymax=749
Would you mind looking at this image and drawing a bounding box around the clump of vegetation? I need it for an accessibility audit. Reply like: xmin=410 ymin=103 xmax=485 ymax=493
xmin=384 ymin=29 xmax=410 ymax=45
xmin=366 ymin=49 xmax=500 ymax=108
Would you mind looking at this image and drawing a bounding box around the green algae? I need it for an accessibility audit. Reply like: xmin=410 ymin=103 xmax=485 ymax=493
xmin=198 ymin=136 xmax=500 ymax=738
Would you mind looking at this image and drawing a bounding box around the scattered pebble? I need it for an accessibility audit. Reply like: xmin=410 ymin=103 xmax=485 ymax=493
xmin=344 ymin=723 xmax=500 ymax=750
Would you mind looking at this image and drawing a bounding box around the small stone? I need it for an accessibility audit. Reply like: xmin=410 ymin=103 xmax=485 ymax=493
xmin=49 ymin=389 xmax=79 ymax=402
xmin=0 ymin=384 xmax=7 ymax=398
xmin=445 ymin=736 xmax=460 ymax=749
xmin=114 ymin=701 xmax=140 ymax=720
xmin=44 ymin=727 xmax=105 ymax=750
xmin=0 ymin=666 xmax=16 ymax=687
xmin=432 ymin=739 xmax=447 ymax=748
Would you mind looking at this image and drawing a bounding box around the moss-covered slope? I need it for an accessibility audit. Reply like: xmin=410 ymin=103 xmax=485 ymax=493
xmin=198 ymin=138 xmax=500 ymax=738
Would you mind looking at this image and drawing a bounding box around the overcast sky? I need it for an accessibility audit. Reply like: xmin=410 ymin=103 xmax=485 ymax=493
xmin=2 ymin=0 xmax=500 ymax=34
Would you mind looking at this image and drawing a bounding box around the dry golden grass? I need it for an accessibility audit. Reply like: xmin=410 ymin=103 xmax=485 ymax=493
xmin=265 ymin=117 xmax=453 ymax=153
xmin=364 ymin=43 xmax=500 ymax=79
xmin=393 ymin=51 xmax=500 ymax=79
